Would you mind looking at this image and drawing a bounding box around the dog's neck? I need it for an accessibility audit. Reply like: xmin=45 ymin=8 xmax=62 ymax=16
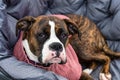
xmin=22 ymin=39 xmax=39 ymax=63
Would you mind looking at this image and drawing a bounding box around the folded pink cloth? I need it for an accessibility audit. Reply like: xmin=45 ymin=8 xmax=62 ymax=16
xmin=14 ymin=15 xmax=82 ymax=80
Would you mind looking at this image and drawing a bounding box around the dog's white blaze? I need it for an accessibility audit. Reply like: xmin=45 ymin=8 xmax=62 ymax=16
xmin=22 ymin=39 xmax=39 ymax=63
xmin=42 ymin=20 xmax=66 ymax=63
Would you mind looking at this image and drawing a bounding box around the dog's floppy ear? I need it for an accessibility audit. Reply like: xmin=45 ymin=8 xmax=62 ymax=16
xmin=16 ymin=16 xmax=35 ymax=36
xmin=64 ymin=19 xmax=81 ymax=35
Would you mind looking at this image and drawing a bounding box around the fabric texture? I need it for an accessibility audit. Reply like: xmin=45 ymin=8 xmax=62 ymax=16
xmin=1 ymin=0 xmax=120 ymax=80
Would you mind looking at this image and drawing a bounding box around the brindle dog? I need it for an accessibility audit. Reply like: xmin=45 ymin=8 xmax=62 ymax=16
xmin=66 ymin=14 xmax=120 ymax=80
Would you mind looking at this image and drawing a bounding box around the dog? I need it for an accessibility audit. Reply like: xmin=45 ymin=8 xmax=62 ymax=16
xmin=15 ymin=15 xmax=80 ymax=66
xmin=66 ymin=14 xmax=120 ymax=80
xmin=14 ymin=15 xmax=82 ymax=80
xmin=15 ymin=14 xmax=120 ymax=80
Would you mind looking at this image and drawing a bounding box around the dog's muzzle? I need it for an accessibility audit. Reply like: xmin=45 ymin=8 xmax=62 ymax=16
xmin=49 ymin=42 xmax=63 ymax=56
xmin=39 ymin=42 xmax=67 ymax=66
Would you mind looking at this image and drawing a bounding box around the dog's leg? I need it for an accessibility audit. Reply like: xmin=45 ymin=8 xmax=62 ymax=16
xmin=80 ymin=72 xmax=94 ymax=80
xmin=91 ymin=54 xmax=111 ymax=80
xmin=97 ymin=54 xmax=111 ymax=80
xmin=77 ymin=52 xmax=111 ymax=80
xmin=83 ymin=62 xmax=97 ymax=74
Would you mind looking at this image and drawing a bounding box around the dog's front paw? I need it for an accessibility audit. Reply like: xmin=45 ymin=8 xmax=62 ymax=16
xmin=99 ymin=73 xmax=111 ymax=80
xmin=83 ymin=68 xmax=93 ymax=74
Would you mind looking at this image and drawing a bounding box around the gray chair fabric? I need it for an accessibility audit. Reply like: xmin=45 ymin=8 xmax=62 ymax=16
xmin=0 ymin=0 xmax=120 ymax=80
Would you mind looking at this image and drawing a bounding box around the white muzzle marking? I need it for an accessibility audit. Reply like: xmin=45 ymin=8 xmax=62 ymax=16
xmin=42 ymin=20 xmax=66 ymax=63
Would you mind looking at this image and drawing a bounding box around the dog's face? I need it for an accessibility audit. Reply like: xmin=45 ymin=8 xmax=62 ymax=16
xmin=16 ymin=15 xmax=78 ymax=66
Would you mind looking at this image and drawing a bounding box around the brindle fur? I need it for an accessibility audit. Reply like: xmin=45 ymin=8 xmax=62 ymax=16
xmin=16 ymin=14 xmax=120 ymax=80
xmin=66 ymin=14 xmax=120 ymax=80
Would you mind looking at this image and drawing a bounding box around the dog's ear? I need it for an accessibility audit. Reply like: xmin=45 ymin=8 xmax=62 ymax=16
xmin=16 ymin=16 xmax=35 ymax=36
xmin=64 ymin=19 xmax=81 ymax=35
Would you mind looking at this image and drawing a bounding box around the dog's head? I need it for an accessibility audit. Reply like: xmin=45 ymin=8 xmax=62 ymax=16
xmin=16 ymin=15 xmax=79 ymax=66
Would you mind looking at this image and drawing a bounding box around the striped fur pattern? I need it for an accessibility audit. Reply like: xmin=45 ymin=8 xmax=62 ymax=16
xmin=67 ymin=14 xmax=120 ymax=80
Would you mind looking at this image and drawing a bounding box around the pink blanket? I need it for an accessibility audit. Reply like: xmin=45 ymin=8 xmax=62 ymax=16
xmin=14 ymin=15 xmax=82 ymax=80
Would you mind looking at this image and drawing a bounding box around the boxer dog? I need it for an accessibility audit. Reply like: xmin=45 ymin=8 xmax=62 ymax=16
xmin=66 ymin=14 xmax=120 ymax=80
xmin=16 ymin=15 xmax=79 ymax=66
xmin=15 ymin=14 xmax=120 ymax=80
xmin=15 ymin=15 xmax=82 ymax=80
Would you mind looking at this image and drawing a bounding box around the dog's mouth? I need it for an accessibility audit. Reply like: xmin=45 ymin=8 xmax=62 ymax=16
xmin=41 ymin=57 xmax=67 ymax=67
xmin=48 ymin=57 xmax=62 ymax=63
xmin=39 ymin=51 xmax=67 ymax=67
xmin=39 ymin=47 xmax=67 ymax=67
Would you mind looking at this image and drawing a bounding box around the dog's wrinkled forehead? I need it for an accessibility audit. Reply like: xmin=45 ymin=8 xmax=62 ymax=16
xmin=31 ymin=16 xmax=68 ymax=33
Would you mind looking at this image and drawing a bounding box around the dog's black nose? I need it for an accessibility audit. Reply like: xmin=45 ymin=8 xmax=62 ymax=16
xmin=49 ymin=42 xmax=63 ymax=52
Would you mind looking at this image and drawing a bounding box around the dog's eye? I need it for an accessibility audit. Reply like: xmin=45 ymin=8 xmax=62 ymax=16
xmin=61 ymin=33 xmax=68 ymax=39
xmin=38 ymin=33 xmax=46 ymax=38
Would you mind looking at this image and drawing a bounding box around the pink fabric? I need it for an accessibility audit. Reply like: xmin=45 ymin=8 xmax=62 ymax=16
xmin=14 ymin=15 xmax=82 ymax=80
